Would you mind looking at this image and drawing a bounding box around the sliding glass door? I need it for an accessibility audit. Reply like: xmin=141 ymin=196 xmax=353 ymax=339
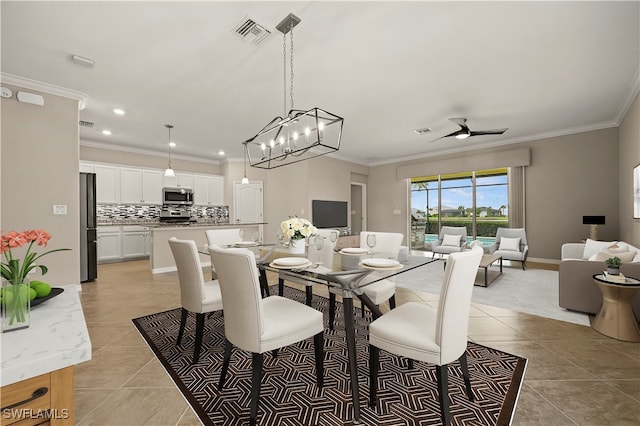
xmin=410 ymin=168 xmax=509 ymax=249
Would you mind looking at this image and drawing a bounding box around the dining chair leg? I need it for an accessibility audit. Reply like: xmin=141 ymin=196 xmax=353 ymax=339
xmin=249 ymin=352 xmax=264 ymax=426
xmin=272 ymin=349 xmax=278 ymax=358
xmin=176 ymin=308 xmax=188 ymax=346
xmin=218 ymin=339 xmax=233 ymax=390
xmin=305 ymin=286 xmax=313 ymax=307
xmin=389 ymin=294 xmax=396 ymax=310
xmin=521 ymin=260 xmax=526 ymax=270
xmin=407 ymin=359 xmax=414 ymax=370
xmin=328 ymin=293 xmax=336 ymax=331
xmin=436 ymin=364 xmax=451 ymax=426
xmin=459 ymin=352 xmax=474 ymax=401
xmin=313 ymin=332 xmax=324 ymax=389
xmin=369 ymin=345 xmax=379 ymax=408
xmin=192 ymin=312 xmax=205 ymax=364
xmin=278 ymin=277 xmax=285 ymax=296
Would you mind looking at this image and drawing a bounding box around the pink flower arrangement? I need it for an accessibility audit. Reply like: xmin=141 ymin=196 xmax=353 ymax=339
xmin=1 ymin=229 xmax=69 ymax=327
xmin=1 ymin=229 xmax=68 ymax=281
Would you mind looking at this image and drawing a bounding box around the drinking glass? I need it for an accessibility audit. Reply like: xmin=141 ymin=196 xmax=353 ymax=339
xmin=239 ymin=229 xmax=246 ymax=241
xmin=329 ymin=231 xmax=338 ymax=244
xmin=314 ymin=235 xmax=325 ymax=251
xmin=366 ymin=234 xmax=377 ymax=255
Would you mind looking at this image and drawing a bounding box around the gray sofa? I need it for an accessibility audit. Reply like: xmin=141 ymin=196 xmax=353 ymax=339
xmin=559 ymin=242 xmax=640 ymax=316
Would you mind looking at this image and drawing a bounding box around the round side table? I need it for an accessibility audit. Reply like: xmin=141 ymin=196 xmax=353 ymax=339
xmin=591 ymin=274 xmax=640 ymax=342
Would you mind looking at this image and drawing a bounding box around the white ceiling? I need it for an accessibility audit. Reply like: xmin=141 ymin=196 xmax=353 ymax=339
xmin=2 ymin=1 xmax=639 ymax=166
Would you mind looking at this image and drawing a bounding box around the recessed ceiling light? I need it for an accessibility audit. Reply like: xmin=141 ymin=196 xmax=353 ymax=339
xmin=113 ymin=108 xmax=125 ymax=115
xmin=102 ymin=129 xmax=112 ymax=135
xmin=169 ymin=142 xmax=176 ymax=148
xmin=414 ymin=127 xmax=432 ymax=135
xmin=71 ymin=54 xmax=95 ymax=68
xmin=218 ymin=150 xmax=225 ymax=156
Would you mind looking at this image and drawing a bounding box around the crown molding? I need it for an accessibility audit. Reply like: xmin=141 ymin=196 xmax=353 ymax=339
xmin=0 ymin=72 xmax=89 ymax=110
xmin=80 ymin=139 xmax=222 ymax=166
xmin=615 ymin=66 xmax=640 ymax=125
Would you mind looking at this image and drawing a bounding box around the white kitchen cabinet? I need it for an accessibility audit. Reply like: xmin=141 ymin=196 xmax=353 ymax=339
xmin=122 ymin=226 xmax=150 ymax=258
xmin=94 ymin=165 xmax=119 ymax=204
xmin=142 ymin=170 xmax=163 ymax=204
xmin=97 ymin=227 xmax=121 ymax=262
xmin=163 ymin=172 xmax=194 ymax=189
xmin=120 ymin=168 xmax=163 ymax=204
xmin=193 ymin=175 xmax=225 ymax=206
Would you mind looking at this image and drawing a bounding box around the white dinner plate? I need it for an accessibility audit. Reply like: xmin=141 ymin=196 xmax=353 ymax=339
xmin=361 ymin=258 xmax=400 ymax=268
xmin=273 ymin=257 xmax=309 ymax=267
xmin=340 ymin=248 xmax=369 ymax=255
xmin=234 ymin=241 xmax=258 ymax=247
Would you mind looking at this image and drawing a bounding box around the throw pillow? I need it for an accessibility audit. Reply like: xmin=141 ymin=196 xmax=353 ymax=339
xmin=583 ymin=239 xmax=618 ymax=260
xmin=499 ymin=236 xmax=521 ymax=252
xmin=442 ymin=234 xmax=461 ymax=247
xmin=593 ymin=250 xmax=637 ymax=263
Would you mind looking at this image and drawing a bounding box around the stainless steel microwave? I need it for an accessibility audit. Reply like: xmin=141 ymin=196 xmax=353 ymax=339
xmin=162 ymin=187 xmax=194 ymax=205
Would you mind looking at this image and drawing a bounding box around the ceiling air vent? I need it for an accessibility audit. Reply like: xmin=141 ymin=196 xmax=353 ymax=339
xmin=233 ymin=16 xmax=271 ymax=45
xmin=79 ymin=120 xmax=94 ymax=128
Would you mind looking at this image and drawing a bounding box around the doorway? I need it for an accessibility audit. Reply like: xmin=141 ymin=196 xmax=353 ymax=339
xmin=350 ymin=182 xmax=366 ymax=234
xmin=233 ymin=181 xmax=264 ymax=239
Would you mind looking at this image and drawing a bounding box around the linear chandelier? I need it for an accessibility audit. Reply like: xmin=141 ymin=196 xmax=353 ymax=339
xmin=243 ymin=13 xmax=343 ymax=170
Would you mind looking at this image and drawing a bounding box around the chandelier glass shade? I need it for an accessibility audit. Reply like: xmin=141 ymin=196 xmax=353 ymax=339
xmin=243 ymin=13 xmax=343 ymax=170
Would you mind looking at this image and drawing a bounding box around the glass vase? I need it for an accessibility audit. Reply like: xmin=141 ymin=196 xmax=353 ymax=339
xmin=1 ymin=277 xmax=31 ymax=333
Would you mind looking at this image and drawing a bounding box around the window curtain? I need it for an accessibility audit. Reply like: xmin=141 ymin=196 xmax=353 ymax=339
xmin=508 ymin=166 xmax=526 ymax=228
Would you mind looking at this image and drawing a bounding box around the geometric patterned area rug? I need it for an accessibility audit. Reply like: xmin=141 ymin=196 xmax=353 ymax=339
xmin=132 ymin=286 xmax=527 ymax=426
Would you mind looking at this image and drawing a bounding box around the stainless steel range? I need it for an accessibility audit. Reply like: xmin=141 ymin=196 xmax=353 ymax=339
xmin=159 ymin=206 xmax=194 ymax=225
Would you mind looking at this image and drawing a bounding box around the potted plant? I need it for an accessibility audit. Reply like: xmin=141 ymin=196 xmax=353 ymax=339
xmin=605 ymin=256 xmax=622 ymax=275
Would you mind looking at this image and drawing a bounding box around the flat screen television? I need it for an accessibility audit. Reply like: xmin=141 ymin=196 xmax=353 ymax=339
xmin=312 ymin=200 xmax=348 ymax=229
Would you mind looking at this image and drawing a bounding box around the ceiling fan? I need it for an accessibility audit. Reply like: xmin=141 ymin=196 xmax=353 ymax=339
xmin=432 ymin=118 xmax=508 ymax=141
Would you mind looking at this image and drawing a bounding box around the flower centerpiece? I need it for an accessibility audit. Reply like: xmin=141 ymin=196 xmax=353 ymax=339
xmin=1 ymin=229 xmax=69 ymax=332
xmin=280 ymin=217 xmax=317 ymax=254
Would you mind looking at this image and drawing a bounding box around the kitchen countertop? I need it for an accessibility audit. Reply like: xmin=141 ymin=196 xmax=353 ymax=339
xmin=0 ymin=284 xmax=92 ymax=386
xmin=149 ymin=222 xmax=266 ymax=230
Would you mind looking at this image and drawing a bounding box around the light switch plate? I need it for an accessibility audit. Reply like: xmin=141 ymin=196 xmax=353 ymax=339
xmin=53 ymin=205 xmax=68 ymax=215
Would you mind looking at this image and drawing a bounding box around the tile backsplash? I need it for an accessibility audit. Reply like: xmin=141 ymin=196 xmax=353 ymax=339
xmin=97 ymin=204 xmax=229 ymax=224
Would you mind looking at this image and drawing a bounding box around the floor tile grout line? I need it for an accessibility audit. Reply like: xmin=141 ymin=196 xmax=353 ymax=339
xmin=522 ymin=383 xmax=580 ymax=425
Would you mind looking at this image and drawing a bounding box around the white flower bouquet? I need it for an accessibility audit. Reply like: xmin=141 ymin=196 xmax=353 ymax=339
xmin=280 ymin=216 xmax=317 ymax=241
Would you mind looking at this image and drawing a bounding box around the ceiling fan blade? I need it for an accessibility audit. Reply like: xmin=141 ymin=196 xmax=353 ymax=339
xmin=469 ymin=128 xmax=508 ymax=136
xmin=441 ymin=129 xmax=466 ymax=139
xmin=449 ymin=117 xmax=467 ymax=127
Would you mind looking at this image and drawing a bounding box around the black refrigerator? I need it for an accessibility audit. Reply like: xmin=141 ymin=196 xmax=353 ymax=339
xmin=80 ymin=172 xmax=97 ymax=282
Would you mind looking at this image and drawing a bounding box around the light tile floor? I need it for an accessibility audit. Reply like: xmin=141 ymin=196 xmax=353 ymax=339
xmin=75 ymin=260 xmax=640 ymax=425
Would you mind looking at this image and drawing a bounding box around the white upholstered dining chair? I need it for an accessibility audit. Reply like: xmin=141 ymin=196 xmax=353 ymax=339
xmin=368 ymin=246 xmax=483 ymax=425
xmin=209 ymin=245 xmax=324 ymax=426
xmin=168 ymin=237 xmax=223 ymax=364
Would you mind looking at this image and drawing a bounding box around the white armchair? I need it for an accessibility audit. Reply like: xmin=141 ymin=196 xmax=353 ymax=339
xmin=487 ymin=228 xmax=529 ymax=270
xmin=431 ymin=226 xmax=468 ymax=258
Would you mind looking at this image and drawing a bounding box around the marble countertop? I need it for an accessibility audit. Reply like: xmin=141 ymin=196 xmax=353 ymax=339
xmin=0 ymin=284 xmax=92 ymax=386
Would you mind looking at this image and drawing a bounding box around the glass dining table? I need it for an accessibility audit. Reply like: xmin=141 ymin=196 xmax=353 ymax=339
xmin=251 ymin=245 xmax=438 ymax=425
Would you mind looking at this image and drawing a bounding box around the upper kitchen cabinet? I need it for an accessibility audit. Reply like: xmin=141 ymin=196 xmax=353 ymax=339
xmin=193 ymin=175 xmax=225 ymax=206
xmin=120 ymin=168 xmax=163 ymax=204
xmin=94 ymin=164 xmax=119 ymax=203
xmin=163 ymin=173 xmax=194 ymax=189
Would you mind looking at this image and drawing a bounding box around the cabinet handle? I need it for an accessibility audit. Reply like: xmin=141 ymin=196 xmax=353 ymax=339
xmin=1 ymin=387 xmax=48 ymax=411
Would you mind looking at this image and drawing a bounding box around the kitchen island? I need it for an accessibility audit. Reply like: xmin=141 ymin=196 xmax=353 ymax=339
xmin=150 ymin=222 xmax=266 ymax=274
xmin=1 ymin=284 xmax=91 ymax=424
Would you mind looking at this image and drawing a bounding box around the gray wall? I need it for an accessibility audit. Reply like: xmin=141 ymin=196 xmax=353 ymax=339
xmin=1 ymin=84 xmax=80 ymax=285
xmin=619 ymin=93 xmax=640 ymax=247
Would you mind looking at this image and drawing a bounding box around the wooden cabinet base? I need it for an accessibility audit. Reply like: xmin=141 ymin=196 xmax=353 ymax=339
xmin=1 ymin=366 xmax=74 ymax=426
